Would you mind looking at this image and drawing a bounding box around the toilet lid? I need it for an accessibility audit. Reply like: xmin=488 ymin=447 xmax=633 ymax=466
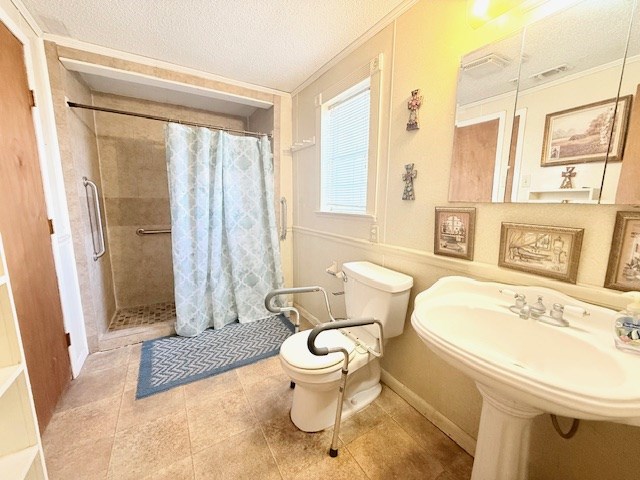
xmin=280 ymin=329 xmax=356 ymax=370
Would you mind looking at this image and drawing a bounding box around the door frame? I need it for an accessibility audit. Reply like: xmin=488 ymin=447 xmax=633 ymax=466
xmin=0 ymin=1 xmax=88 ymax=376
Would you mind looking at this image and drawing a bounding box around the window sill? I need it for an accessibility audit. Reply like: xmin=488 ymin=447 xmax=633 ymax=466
xmin=314 ymin=211 xmax=377 ymax=222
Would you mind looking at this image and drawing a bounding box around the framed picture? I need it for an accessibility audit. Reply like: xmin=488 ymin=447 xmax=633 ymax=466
xmin=605 ymin=211 xmax=640 ymax=291
xmin=434 ymin=207 xmax=476 ymax=260
xmin=498 ymin=223 xmax=584 ymax=283
xmin=540 ymin=95 xmax=632 ymax=166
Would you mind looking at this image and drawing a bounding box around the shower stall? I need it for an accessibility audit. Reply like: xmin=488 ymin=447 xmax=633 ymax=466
xmin=47 ymin=49 xmax=279 ymax=352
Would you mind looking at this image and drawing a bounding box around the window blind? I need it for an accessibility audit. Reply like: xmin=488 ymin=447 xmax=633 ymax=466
xmin=321 ymin=81 xmax=371 ymax=214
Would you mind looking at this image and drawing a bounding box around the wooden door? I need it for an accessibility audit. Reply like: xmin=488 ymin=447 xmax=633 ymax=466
xmin=0 ymin=21 xmax=71 ymax=431
xmin=449 ymin=119 xmax=499 ymax=202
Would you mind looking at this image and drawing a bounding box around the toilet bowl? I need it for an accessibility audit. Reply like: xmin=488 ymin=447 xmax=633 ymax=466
xmin=279 ymin=261 xmax=413 ymax=432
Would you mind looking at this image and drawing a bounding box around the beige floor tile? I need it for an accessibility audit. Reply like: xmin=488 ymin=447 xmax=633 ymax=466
xmin=186 ymin=386 xmax=257 ymax=453
xmin=109 ymin=411 xmax=191 ymax=480
xmin=83 ymin=346 xmax=130 ymax=374
xmin=44 ymin=435 xmax=113 ymax=480
xmin=338 ymin=402 xmax=390 ymax=445
xmin=243 ymin=372 xmax=293 ymax=423
xmin=142 ymin=456 xmax=194 ymax=480
xmin=192 ymin=428 xmax=281 ymax=480
xmin=442 ymin=453 xmax=473 ymax=480
xmin=436 ymin=470 xmax=462 ymax=480
xmin=125 ymin=343 xmax=143 ymax=388
xmin=347 ymin=420 xmax=444 ymax=480
xmin=57 ymin=365 xmax=126 ymax=412
xmin=377 ymin=385 xmax=472 ymax=474
xmin=262 ymin=414 xmax=339 ymax=478
xmin=373 ymin=383 xmax=409 ymax=416
xmin=285 ymin=449 xmax=368 ymax=480
xmin=117 ymin=386 xmax=185 ymax=432
xmin=43 ymin=395 xmax=120 ymax=450
xmin=236 ymin=355 xmax=284 ymax=387
xmin=183 ymin=369 xmax=241 ymax=407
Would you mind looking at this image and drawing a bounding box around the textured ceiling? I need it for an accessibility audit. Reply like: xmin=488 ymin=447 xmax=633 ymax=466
xmin=458 ymin=0 xmax=634 ymax=106
xmin=22 ymin=0 xmax=406 ymax=92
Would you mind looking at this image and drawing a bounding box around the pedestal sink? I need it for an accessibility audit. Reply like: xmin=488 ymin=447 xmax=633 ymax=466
xmin=411 ymin=276 xmax=640 ymax=480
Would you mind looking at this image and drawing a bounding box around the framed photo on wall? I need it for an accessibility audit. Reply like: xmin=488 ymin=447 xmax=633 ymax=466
xmin=540 ymin=95 xmax=632 ymax=166
xmin=434 ymin=207 xmax=476 ymax=261
xmin=605 ymin=211 xmax=640 ymax=291
xmin=498 ymin=223 xmax=584 ymax=283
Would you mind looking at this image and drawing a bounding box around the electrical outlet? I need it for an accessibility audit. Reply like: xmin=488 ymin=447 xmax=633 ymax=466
xmin=369 ymin=224 xmax=378 ymax=243
xmin=521 ymin=174 xmax=531 ymax=188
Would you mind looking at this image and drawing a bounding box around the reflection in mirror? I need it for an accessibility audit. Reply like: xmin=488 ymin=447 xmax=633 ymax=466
xmin=450 ymin=0 xmax=637 ymax=204
xmin=450 ymin=33 xmax=522 ymax=202
xmin=512 ymin=0 xmax=632 ymax=204
xmin=607 ymin=0 xmax=640 ymax=205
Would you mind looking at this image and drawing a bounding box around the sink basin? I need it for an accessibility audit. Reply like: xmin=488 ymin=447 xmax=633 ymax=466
xmin=411 ymin=276 xmax=640 ymax=480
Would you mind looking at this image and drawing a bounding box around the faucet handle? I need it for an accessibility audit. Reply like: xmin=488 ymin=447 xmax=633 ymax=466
xmin=500 ymin=289 xmax=526 ymax=306
xmin=548 ymin=303 xmax=570 ymax=327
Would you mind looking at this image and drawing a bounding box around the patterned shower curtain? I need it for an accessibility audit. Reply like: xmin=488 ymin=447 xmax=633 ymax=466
xmin=165 ymin=123 xmax=283 ymax=337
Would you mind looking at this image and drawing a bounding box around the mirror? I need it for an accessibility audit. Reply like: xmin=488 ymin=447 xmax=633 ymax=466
xmin=450 ymin=32 xmax=522 ymax=202
xmin=603 ymin=0 xmax=640 ymax=204
xmin=450 ymin=0 xmax=637 ymax=204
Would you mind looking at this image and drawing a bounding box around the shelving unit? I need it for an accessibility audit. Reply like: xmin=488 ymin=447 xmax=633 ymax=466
xmin=0 ymin=235 xmax=48 ymax=479
xmin=527 ymin=187 xmax=600 ymax=203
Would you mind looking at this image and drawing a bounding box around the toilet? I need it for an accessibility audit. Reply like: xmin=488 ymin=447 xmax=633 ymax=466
xmin=279 ymin=261 xmax=413 ymax=432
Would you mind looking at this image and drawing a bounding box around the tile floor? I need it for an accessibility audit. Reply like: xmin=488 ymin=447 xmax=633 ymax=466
xmin=108 ymin=302 xmax=176 ymax=331
xmin=42 ymin=345 xmax=473 ymax=479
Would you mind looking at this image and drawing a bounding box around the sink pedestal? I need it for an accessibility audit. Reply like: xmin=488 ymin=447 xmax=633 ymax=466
xmin=472 ymin=384 xmax=542 ymax=480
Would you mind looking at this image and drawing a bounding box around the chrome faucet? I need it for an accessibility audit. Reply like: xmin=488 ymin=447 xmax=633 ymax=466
xmin=529 ymin=296 xmax=546 ymax=319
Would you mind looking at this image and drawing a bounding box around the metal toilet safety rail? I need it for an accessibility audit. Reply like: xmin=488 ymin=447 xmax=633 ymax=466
xmin=265 ymin=285 xmax=383 ymax=458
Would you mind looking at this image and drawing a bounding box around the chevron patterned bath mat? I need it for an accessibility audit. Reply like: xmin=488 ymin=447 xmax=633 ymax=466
xmin=136 ymin=314 xmax=293 ymax=398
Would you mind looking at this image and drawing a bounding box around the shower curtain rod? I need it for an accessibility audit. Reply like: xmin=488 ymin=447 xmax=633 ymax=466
xmin=66 ymin=101 xmax=272 ymax=138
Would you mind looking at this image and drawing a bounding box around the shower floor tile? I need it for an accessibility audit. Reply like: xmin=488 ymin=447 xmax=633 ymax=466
xmin=108 ymin=301 xmax=176 ymax=331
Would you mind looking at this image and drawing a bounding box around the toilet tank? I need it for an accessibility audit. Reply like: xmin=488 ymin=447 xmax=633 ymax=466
xmin=342 ymin=261 xmax=413 ymax=339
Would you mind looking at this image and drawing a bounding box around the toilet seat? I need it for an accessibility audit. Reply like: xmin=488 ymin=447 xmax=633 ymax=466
xmin=280 ymin=329 xmax=356 ymax=370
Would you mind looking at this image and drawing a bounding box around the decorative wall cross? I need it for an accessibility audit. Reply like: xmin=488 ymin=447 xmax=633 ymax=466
xmin=559 ymin=166 xmax=576 ymax=189
xmin=406 ymin=89 xmax=423 ymax=131
xmin=402 ymin=163 xmax=417 ymax=200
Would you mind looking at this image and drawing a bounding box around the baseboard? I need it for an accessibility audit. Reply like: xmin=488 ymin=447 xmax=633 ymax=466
xmin=380 ymin=369 xmax=477 ymax=456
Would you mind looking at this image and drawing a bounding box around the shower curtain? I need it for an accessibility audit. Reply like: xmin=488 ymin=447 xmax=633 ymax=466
xmin=165 ymin=123 xmax=283 ymax=337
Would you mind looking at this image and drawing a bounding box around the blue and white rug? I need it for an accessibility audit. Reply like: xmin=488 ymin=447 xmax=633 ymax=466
xmin=137 ymin=314 xmax=293 ymax=398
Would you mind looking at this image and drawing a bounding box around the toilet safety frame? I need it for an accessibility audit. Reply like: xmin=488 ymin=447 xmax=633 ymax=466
xmin=265 ymin=286 xmax=384 ymax=457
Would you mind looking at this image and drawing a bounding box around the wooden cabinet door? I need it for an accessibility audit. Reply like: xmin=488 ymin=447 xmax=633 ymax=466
xmin=0 ymin=21 xmax=71 ymax=431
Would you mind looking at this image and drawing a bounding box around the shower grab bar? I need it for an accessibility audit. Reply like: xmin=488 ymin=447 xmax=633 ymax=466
xmin=82 ymin=177 xmax=106 ymax=261
xmin=136 ymin=228 xmax=172 ymax=236
xmin=308 ymin=318 xmax=384 ymax=458
xmin=279 ymin=197 xmax=287 ymax=241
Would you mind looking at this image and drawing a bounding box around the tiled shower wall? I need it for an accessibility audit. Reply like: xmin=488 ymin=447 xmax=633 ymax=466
xmin=93 ymin=94 xmax=246 ymax=309
xmin=45 ymin=44 xmax=117 ymax=351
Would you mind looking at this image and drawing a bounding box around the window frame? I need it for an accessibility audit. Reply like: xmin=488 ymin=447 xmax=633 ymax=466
xmin=316 ymin=54 xmax=383 ymax=218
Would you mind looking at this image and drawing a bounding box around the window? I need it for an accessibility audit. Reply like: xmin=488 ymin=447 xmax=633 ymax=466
xmin=317 ymin=54 xmax=382 ymax=217
xmin=320 ymin=78 xmax=371 ymax=214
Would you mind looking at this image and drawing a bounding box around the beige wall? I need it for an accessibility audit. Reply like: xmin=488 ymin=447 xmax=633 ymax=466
xmin=292 ymin=1 xmax=640 ymax=479
xmin=45 ymin=44 xmax=116 ymax=351
xmin=93 ymin=93 xmax=246 ymax=309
